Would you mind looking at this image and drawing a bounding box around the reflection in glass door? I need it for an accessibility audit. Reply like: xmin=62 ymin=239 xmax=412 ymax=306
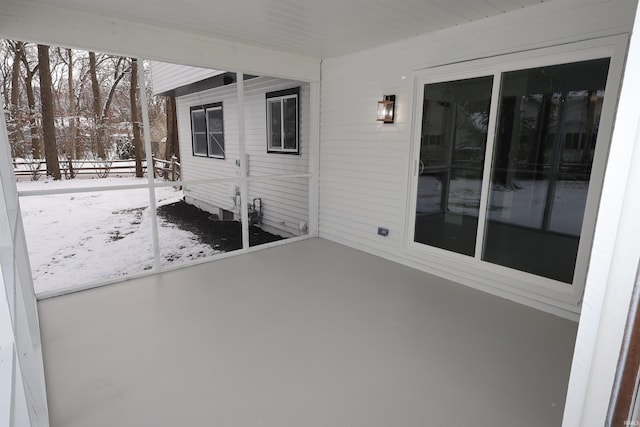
xmin=414 ymin=76 xmax=493 ymax=256
xmin=483 ymin=58 xmax=610 ymax=283
xmin=412 ymin=57 xmax=611 ymax=285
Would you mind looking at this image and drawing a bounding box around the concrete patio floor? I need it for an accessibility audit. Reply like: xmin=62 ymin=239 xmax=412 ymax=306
xmin=38 ymin=238 xmax=578 ymax=427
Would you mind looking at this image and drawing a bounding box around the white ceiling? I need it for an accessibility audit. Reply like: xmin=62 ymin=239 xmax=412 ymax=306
xmin=23 ymin=0 xmax=548 ymax=59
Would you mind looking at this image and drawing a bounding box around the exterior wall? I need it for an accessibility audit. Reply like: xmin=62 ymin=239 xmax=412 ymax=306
xmin=175 ymin=76 xmax=310 ymax=237
xmin=318 ymin=0 xmax=637 ymax=318
xmin=149 ymin=61 xmax=224 ymax=95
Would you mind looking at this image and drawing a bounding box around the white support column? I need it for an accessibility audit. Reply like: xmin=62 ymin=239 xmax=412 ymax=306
xmin=137 ymin=58 xmax=161 ymax=269
xmin=0 ymin=102 xmax=49 ymax=426
xmin=237 ymin=73 xmax=250 ymax=250
xmin=308 ymin=81 xmax=321 ymax=237
xmin=563 ymin=7 xmax=640 ymax=426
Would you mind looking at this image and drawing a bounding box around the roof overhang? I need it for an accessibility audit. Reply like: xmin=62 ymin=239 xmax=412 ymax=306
xmin=0 ymin=0 xmax=555 ymax=82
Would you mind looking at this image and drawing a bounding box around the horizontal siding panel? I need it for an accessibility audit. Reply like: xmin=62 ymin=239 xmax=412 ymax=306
xmin=320 ymin=194 xmax=405 ymax=218
xmin=320 ymin=155 xmax=406 ymax=168
xmin=319 ymin=153 xmax=407 ymax=167
xmin=321 ymin=127 xmax=411 ymax=139
xmin=318 ymin=214 xmax=400 ymax=243
xmin=320 ymin=186 xmax=405 ymax=210
xmin=319 ymin=222 xmax=402 ymax=254
xmin=321 ymin=181 xmax=405 ymax=199
xmin=319 ymin=168 xmax=407 ymax=186
xmin=319 ymin=206 xmax=403 ymax=231
xmin=150 ymin=61 xmax=224 ymax=95
xmin=248 ymin=187 xmax=309 ymax=210
xmin=318 ymin=217 xmax=402 ymax=244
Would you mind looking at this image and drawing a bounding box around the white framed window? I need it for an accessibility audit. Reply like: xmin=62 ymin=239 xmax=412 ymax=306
xmin=190 ymin=102 xmax=225 ymax=159
xmin=266 ymin=87 xmax=299 ymax=154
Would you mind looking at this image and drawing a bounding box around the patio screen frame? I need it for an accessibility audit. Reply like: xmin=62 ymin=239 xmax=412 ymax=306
xmin=15 ymin=65 xmax=320 ymax=300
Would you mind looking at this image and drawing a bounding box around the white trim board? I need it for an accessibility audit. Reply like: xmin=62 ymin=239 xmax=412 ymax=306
xmin=0 ymin=102 xmax=49 ymax=425
xmin=563 ymin=4 xmax=640 ymax=425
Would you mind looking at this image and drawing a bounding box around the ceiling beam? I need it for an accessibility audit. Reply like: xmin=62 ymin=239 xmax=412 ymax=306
xmin=0 ymin=0 xmax=321 ymax=82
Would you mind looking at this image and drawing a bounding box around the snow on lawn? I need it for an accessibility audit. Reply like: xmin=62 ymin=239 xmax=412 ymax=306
xmin=18 ymin=177 xmax=218 ymax=295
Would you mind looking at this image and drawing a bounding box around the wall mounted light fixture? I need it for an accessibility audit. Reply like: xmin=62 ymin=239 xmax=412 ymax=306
xmin=377 ymin=95 xmax=396 ymax=123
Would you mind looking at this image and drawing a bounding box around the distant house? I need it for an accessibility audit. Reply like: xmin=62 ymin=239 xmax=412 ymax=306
xmin=151 ymin=62 xmax=309 ymax=237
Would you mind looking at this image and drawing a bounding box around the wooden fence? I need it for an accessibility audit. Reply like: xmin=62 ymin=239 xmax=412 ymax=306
xmin=13 ymin=157 xmax=181 ymax=182
xmin=152 ymin=156 xmax=181 ymax=181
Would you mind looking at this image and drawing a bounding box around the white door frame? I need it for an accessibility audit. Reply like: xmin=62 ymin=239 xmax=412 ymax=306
xmin=404 ymin=35 xmax=628 ymax=318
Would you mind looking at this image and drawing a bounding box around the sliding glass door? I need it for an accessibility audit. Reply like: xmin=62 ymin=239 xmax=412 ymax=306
xmin=412 ymin=57 xmax=610 ymax=285
xmin=414 ymin=76 xmax=492 ymax=256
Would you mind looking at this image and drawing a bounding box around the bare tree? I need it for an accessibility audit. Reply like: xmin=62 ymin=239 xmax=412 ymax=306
xmin=0 ymin=41 xmax=12 ymax=108
xmin=164 ymin=95 xmax=179 ymax=162
xmin=19 ymin=44 xmax=41 ymax=159
xmin=2 ymin=40 xmax=162 ymax=170
xmin=66 ymin=48 xmax=76 ymax=177
xmin=37 ymin=44 xmax=61 ymax=179
xmin=130 ymin=58 xmax=143 ymax=178
xmin=89 ymin=52 xmax=131 ymax=159
xmin=88 ymin=51 xmax=106 ymax=158
xmin=7 ymin=41 xmax=25 ymax=157
xmin=9 ymin=41 xmax=22 ymax=117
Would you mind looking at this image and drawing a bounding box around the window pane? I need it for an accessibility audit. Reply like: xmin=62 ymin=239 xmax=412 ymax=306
xmin=207 ymin=108 xmax=224 ymax=157
xmin=192 ymin=109 xmax=206 ymax=133
xmin=269 ymin=100 xmax=282 ymax=148
xmin=283 ymin=97 xmax=297 ymax=150
xmin=192 ymin=109 xmax=207 ymax=155
xmin=482 ymin=58 xmax=610 ymax=283
xmin=194 ymin=134 xmax=208 ymax=156
xmin=208 ymin=133 xmax=224 ymax=157
xmin=414 ymin=76 xmax=493 ymax=256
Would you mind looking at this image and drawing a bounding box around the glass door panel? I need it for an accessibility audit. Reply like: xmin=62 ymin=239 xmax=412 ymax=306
xmin=482 ymin=58 xmax=610 ymax=283
xmin=414 ymin=76 xmax=493 ymax=256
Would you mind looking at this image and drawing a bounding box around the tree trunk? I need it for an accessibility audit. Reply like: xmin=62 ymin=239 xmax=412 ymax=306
xmin=164 ymin=95 xmax=179 ymax=162
xmin=9 ymin=41 xmax=24 ymax=157
xmin=37 ymin=44 xmax=61 ymax=180
xmin=10 ymin=42 xmax=22 ymax=116
xmin=89 ymin=51 xmax=106 ymax=158
xmin=65 ymin=49 xmax=76 ymax=179
xmin=24 ymin=70 xmax=40 ymax=159
xmin=130 ymin=58 xmax=143 ymax=178
xmin=20 ymin=45 xmax=41 ymax=159
xmin=67 ymin=48 xmax=76 ymax=178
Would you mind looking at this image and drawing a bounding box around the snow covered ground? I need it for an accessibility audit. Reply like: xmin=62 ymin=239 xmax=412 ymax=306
xmin=18 ymin=177 xmax=218 ymax=295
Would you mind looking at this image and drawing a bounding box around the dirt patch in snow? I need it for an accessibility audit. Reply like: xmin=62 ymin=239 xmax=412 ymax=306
xmin=157 ymin=200 xmax=284 ymax=252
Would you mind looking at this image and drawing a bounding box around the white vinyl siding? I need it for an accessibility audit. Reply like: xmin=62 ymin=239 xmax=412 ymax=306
xmin=149 ymin=61 xmax=224 ymax=95
xmin=176 ymin=77 xmax=310 ymax=237
xmin=318 ymin=0 xmax=636 ymax=319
